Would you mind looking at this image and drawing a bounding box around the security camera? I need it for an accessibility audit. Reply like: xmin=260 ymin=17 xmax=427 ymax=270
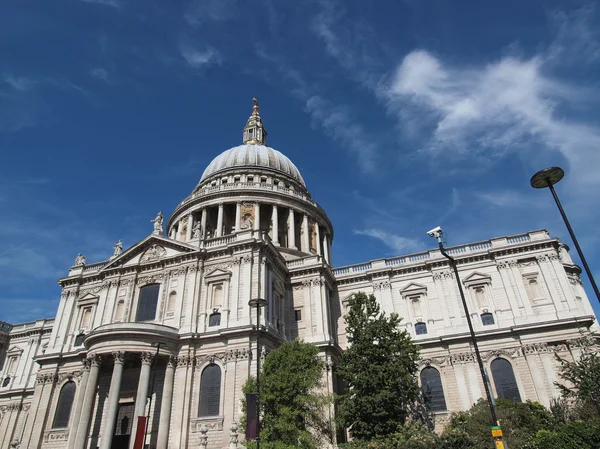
xmin=427 ymin=226 xmax=443 ymax=240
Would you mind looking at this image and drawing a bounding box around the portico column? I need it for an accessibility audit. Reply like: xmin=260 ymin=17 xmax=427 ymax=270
xmin=73 ymin=354 xmax=102 ymax=449
xmin=315 ymin=224 xmax=322 ymax=256
xmin=129 ymin=352 xmax=154 ymax=449
xmin=235 ymin=202 xmax=241 ymax=232
xmin=200 ymin=208 xmax=207 ymax=241
xmin=169 ymin=227 xmax=176 ymax=239
xmin=66 ymin=359 xmax=91 ymax=449
xmin=156 ymin=357 xmax=177 ymax=449
xmin=288 ymin=209 xmax=296 ymax=249
xmin=302 ymin=214 xmax=309 ymax=252
xmin=216 ymin=203 xmax=224 ymax=237
xmin=254 ymin=202 xmax=261 ymax=231
xmin=185 ymin=213 xmax=194 ymax=242
xmin=99 ymin=351 xmax=125 ymax=449
xmin=323 ymin=234 xmax=331 ymax=265
xmin=271 ymin=205 xmax=279 ymax=246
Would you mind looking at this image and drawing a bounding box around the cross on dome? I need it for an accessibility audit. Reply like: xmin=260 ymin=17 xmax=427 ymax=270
xmin=243 ymin=97 xmax=267 ymax=145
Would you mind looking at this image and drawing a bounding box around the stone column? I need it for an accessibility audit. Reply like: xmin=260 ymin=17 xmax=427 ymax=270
xmin=235 ymin=202 xmax=241 ymax=232
xmin=216 ymin=203 xmax=224 ymax=237
xmin=185 ymin=214 xmax=194 ymax=242
xmin=315 ymin=224 xmax=322 ymax=256
xmin=169 ymin=227 xmax=176 ymax=239
xmin=271 ymin=204 xmax=279 ymax=245
xmin=323 ymin=234 xmax=330 ymax=265
xmin=288 ymin=209 xmax=296 ymax=249
xmin=129 ymin=352 xmax=154 ymax=449
xmin=99 ymin=352 xmax=125 ymax=449
xmin=200 ymin=208 xmax=207 ymax=237
xmin=301 ymin=214 xmax=309 ymax=252
xmin=66 ymin=360 xmax=91 ymax=449
xmin=74 ymin=354 xmax=102 ymax=449
xmin=254 ymin=202 xmax=261 ymax=231
xmin=156 ymin=357 xmax=176 ymax=449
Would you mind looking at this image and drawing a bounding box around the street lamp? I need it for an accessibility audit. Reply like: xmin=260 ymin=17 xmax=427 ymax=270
xmin=248 ymin=298 xmax=267 ymax=449
xmin=144 ymin=341 xmax=166 ymax=448
xmin=530 ymin=167 xmax=600 ymax=304
xmin=428 ymin=227 xmax=505 ymax=447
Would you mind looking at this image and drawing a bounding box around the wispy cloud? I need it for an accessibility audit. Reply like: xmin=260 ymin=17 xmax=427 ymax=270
xmin=3 ymin=75 xmax=37 ymax=91
xmin=353 ymin=229 xmax=424 ymax=255
xmin=184 ymin=0 xmax=239 ymax=27
xmin=80 ymin=0 xmax=121 ymax=9
xmin=180 ymin=44 xmax=221 ymax=69
xmin=91 ymin=68 xmax=109 ymax=83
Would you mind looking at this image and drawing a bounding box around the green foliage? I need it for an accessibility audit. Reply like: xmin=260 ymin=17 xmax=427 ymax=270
xmin=523 ymin=420 xmax=600 ymax=449
xmin=443 ymin=398 xmax=556 ymax=449
xmin=555 ymin=350 xmax=600 ymax=417
xmin=337 ymin=292 xmax=420 ymax=441
xmin=241 ymin=340 xmax=333 ymax=449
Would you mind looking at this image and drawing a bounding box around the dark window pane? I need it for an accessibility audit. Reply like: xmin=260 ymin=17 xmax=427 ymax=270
xmin=295 ymin=310 xmax=302 ymax=321
xmin=136 ymin=284 xmax=160 ymax=322
xmin=2 ymin=377 xmax=10 ymax=387
xmin=415 ymin=323 xmax=427 ymax=335
xmin=115 ymin=403 xmax=135 ymax=435
xmin=53 ymin=381 xmax=76 ymax=428
xmin=420 ymin=367 xmax=447 ymax=412
xmin=491 ymin=358 xmax=521 ymax=402
xmin=74 ymin=333 xmax=85 ymax=347
xmin=199 ymin=364 xmax=221 ymax=417
xmin=481 ymin=313 xmax=495 ymax=326
xmin=209 ymin=313 xmax=221 ymax=327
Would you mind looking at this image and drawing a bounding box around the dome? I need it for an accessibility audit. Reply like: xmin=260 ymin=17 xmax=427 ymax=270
xmin=200 ymin=144 xmax=306 ymax=187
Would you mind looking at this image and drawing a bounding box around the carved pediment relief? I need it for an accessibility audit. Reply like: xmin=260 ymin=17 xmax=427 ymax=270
xmin=400 ymin=282 xmax=427 ymax=298
xmin=462 ymin=271 xmax=492 ymax=287
xmin=140 ymin=245 xmax=167 ymax=263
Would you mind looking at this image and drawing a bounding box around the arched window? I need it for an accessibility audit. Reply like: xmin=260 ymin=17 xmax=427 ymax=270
xmin=481 ymin=313 xmax=495 ymax=326
xmin=80 ymin=307 xmax=92 ymax=329
xmin=415 ymin=322 xmax=427 ymax=335
xmin=209 ymin=312 xmax=221 ymax=327
xmin=136 ymin=284 xmax=160 ymax=322
xmin=420 ymin=367 xmax=447 ymax=412
xmin=491 ymin=358 xmax=521 ymax=402
xmin=52 ymin=381 xmax=76 ymax=428
xmin=198 ymin=364 xmax=221 ymax=417
xmin=2 ymin=376 xmax=10 ymax=387
xmin=74 ymin=333 xmax=85 ymax=347
xmin=167 ymin=291 xmax=177 ymax=313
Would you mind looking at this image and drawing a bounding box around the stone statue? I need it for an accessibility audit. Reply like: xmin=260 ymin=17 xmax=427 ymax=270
xmin=74 ymin=253 xmax=86 ymax=266
xmin=151 ymin=211 xmax=164 ymax=235
xmin=113 ymin=239 xmax=123 ymax=257
xmin=192 ymin=221 xmax=202 ymax=239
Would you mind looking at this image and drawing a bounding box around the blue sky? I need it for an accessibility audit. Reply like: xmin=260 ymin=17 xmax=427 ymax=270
xmin=2 ymin=0 xmax=600 ymax=323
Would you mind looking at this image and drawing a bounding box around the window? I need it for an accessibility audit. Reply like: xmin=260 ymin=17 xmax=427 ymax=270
xmin=475 ymin=287 xmax=487 ymax=308
xmin=211 ymin=283 xmax=224 ymax=309
xmin=80 ymin=307 xmax=92 ymax=329
xmin=481 ymin=313 xmax=495 ymax=326
xmin=294 ymin=309 xmax=302 ymax=321
xmin=247 ymin=176 xmax=254 ymax=182
xmin=52 ymin=381 xmax=76 ymax=428
xmin=222 ymin=178 xmax=228 ymax=184
xmin=420 ymin=367 xmax=447 ymax=412
xmin=199 ymin=364 xmax=221 ymax=417
xmin=6 ymin=356 xmax=17 ymax=374
xmin=209 ymin=312 xmax=221 ymax=327
xmin=74 ymin=333 xmax=85 ymax=347
xmin=528 ymin=278 xmax=542 ymax=300
xmin=2 ymin=376 xmax=10 ymax=387
xmin=115 ymin=300 xmax=125 ymax=322
xmin=491 ymin=358 xmax=521 ymax=402
xmin=167 ymin=291 xmax=177 ymax=313
xmin=260 ymin=177 xmax=267 ymax=184
xmin=410 ymin=296 xmax=422 ymax=317
xmin=415 ymin=322 xmax=428 ymax=335
xmin=136 ymin=284 xmax=160 ymax=322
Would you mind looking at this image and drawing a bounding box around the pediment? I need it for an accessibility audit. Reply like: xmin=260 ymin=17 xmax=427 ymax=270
xmin=400 ymin=282 xmax=428 ymax=297
xmin=462 ymin=271 xmax=492 ymax=286
xmin=77 ymin=292 xmax=100 ymax=305
xmin=101 ymin=235 xmax=198 ymax=271
xmin=204 ymin=268 xmax=232 ymax=282
xmin=7 ymin=346 xmax=23 ymax=355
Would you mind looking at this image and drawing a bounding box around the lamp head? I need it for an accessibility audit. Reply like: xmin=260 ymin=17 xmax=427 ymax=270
xmin=248 ymin=298 xmax=267 ymax=308
xmin=530 ymin=167 xmax=564 ymax=188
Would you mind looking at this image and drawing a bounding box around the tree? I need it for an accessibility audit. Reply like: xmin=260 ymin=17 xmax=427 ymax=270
xmin=241 ymin=340 xmax=332 ymax=449
xmin=555 ymin=350 xmax=600 ymax=416
xmin=337 ymin=292 xmax=421 ymax=441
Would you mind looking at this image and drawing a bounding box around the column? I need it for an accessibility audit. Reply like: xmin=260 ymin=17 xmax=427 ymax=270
xmin=216 ymin=203 xmax=224 ymax=237
xmin=288 ymin=209 xmax=296 ymax=249
xmin=200 ymin=208 xmax=207 ymax=242
xmin=327 ymin=237 xmax=332 ymax=265
xmin=271 ymin=205 xmax=279 ymax=246
xmin=169 ymin=227 xmax=176 ymax=239
xmin=315 ymin=224 xmax=322 ymax=256
xmin=323 ymin=234 xmax=330 ymax=265
xmin=99 ymin=352 xmax=125 ymax=449
xmin=74 ymin=354 xmax=102 ymax=449
xmin=235 ymin=202 xmax=241 ymax=232
xmin=66 ymin=360 xmax=91 ymax=449
xmin=301 ymin=214 xmax=309 ymax=252
xmin=156 ymin=357 xmax=176 ymax=449
xmin=254 ymin=202 xmax=261 ymax=231
xmin=185 ymin=213 xmax=194 ymax=242
xmin=129 ymin=352 xmax=154 ymax=449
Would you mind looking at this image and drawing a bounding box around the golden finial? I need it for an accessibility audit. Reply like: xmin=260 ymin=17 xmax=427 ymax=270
xmin=252 ymin=97 xmax=259 ymax=116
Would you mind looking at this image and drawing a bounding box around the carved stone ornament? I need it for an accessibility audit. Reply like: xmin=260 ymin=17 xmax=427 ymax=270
xmin=43 ymin=429 xmax=69 ymax=442
xmin=496 ymin=260 xmax=510 ymax=270
xmin=229 ymin=422 xmax=239 ymax=449
xmin=192 ymin=418 xmax=224 ymax=433
xmin=177 ymin=356 xmax=193 ymax=367
xmin=88 ymin=353 xmax=102 ymax=367
xmin=137 ymin=273 xmax=164 ymax=286
xmin=140 ymin=352 xmax=155 ymax=364
xmin=140 ymin=245 xmax=167 ymax=263
xmin=112 ymin=351 xmax=126 ymax=364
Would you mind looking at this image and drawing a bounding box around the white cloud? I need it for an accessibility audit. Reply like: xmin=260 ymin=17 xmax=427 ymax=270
xmin=474 ymin=190 xmax=541 ymax=209
xmin=80 ymin=0 xmax=121 ymax=8
xmin=353 ymin=229 xmax=424 ymax=254
xmin=3 ymin=75 xmax=37 ymax=91
xmin=91 ymin=68 xmax=109 ymax=82
xmin=181 ymin=45 xmax=221 ymax=69
xmin=184 ymin=0 xmax=239 ymax=27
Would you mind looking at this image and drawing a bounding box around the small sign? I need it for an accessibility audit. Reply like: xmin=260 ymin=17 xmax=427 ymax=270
xmin=491 ymin=426 xmax=503 ymax=437
xmin=495 ymin=440 xmax=505 ymax=449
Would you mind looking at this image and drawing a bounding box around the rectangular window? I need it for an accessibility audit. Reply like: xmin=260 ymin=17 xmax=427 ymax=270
xmin=80 ymin=307 xmax=92 ymax=329
xmin=294 ymin=309 xmax=302 ymax=321
xmin=211 ymin=283 xmax=224 ymax=309
xmin=136 ymin=284 xmax=160 ymax=322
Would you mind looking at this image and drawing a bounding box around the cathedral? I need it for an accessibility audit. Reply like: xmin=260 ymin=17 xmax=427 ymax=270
xmin=0 ymin=100 xmax=598 ymax=449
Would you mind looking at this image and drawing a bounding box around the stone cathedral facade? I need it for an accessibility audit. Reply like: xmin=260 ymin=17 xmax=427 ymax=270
xmin=0 ymin=101 xmax=598 ymax=449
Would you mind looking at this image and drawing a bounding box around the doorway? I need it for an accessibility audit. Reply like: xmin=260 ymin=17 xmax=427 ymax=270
xmin=112 ymin=402 xmax=134 ymax=449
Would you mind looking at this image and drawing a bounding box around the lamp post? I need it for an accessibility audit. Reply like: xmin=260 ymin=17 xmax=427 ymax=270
xmin=530 ymin=167 xmax=600 ymax=304
xmin=248 ymin=298 xmax=267 ymax=449
xmin=144 ymin=341 xmax=166 ymax=449
xmin=428 ymin=227 xmax=505 ymax=447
